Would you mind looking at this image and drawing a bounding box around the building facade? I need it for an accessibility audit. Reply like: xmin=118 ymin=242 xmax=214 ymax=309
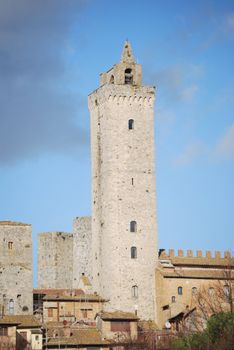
xmin=88 ymin=41 xmax=158 ymax=320
xmin=0 ymin=221 xmax=33 ymax=315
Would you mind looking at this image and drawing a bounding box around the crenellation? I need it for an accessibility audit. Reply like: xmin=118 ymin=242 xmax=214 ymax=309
xmin=160 ymin=249 xmax=233 ymax=263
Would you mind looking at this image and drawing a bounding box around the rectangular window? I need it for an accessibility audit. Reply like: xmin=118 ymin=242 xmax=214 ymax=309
xmin=110 ymin=321 xmax=130 ymax=332
xmin=48 ymin=308 xmax=53 ymax=317
xmin=0 ymin=327 xmax=8 ymax=336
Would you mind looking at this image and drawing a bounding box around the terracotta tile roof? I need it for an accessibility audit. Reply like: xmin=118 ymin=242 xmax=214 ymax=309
xmin=97 ymin=311 xmax=138 ymax=320
xmin=33 ymin=288 xmax=84 ymax=296
xmin=0 ymin=315 xmax=41 ymax=328
xmin=0 ymin=221 xmax=31 ymax=226
xmin=44 ymin=294 xmax=106 ymax=302
xmin=47 ymin=328 xmax=110 ymax=346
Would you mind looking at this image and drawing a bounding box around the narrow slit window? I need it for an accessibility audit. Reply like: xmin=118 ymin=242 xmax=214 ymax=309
xmin=131 ymin=178 xmax=134 ymax=185
xmin=132 ymin=285 xmax=138 ymax=298
xmin=9 ymin=299 xmax=14 ymax=315
xmin=131 ymin=246 xmax=137 ymax=259
xmin=130 ymin=221 xmax=137 ymax=232
xmin=8 ymin=242 xmax=13 ymax=250
xmin=128 ymin=119 xmax=134 ymax=130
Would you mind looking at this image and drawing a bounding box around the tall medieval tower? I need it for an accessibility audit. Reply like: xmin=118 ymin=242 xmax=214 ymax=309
xmin=88 ymin=42 xmax=158 ymax=320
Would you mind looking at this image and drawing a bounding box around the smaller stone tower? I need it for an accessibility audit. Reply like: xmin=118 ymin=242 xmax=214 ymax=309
xmin=0 ymin=221 xmax=33 ymax=315
xmin=38 ymin=232 xmax=73 ymax=289
xmin=72 ymin=216 xmax=92 ymax=288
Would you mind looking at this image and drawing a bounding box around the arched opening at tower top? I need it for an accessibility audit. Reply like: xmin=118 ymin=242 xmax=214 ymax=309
xmin=125 ymin=68 xmax=133 ymax=85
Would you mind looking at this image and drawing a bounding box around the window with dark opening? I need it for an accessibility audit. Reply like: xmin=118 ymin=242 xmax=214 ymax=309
xmin=132 ymin=285 xmax=138 ymax=298
xmin=130 ymin=221 xmax=137 ymax=232
xmin=131 ymin=246 xmax=137 ymax=259
xmin=128 ymin=119 xmax=134 ymax=130
xmin=131 ymin=178 xmax=134 ymax=185
xmin=110 ymin=75 xmax=114 ymax=84
xmin=8 ymin=242 xmax=13 ymax=250
xmin=171 ymin=296 xmax=176 ymax=303
xmin=162 ymin=305 xmax=169 ymax=311
xmin=192 ymin=287 xmax=197 ymax=295
xmin=125 ymin=68 xmax=133 ymax=85
xmin=178 ymin=286 xmax=183 ymax=295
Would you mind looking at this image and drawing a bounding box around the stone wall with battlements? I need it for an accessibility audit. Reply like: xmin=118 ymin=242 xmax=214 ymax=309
xmin=38 ymin=232 xmax=73 ymax=289
xmin=0 ymin=221 xmax=33 ymax=315
xmin=156 ymin=249 xmax=234 ymax=328
xmin=72 ymin=216 xmax=92 ymax=288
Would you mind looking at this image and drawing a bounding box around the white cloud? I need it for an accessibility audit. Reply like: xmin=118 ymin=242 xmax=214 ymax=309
xmin=226 ymin=13 xmax=234 ymax=30
xmin=174 ymin=141 xmax=205 ymax=166
xmin=180 ymin=84 xmax=199 ymax=102
xmin=216 ymin=124 xmax=234 ymax=159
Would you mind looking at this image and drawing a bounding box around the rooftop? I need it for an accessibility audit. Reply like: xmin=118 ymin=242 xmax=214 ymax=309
xmin=44 ymin=293 xmax=106 ymax=302
xmin=0 ymin=315 xmax=41 ymax=328
xmin=97 ymin=311 xmax=138 ymax=321
xmin=47 ymin=328 xmax=110 ymax=346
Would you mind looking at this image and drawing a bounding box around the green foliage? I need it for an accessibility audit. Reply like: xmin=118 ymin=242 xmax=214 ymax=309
xmin=206 ymin=311 xmax=234 ymax=343
xmin=170 ymin=313 xmax=234 ymax=350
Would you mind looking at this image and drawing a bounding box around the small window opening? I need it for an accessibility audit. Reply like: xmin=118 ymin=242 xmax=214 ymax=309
xmin=162 ymin=305 xmax=169 ymax=311
xmin=131 ymin=178 xmax=134 ymax=185
xmin=9 ymin=299 xmax=14 ymax=315
xmin=224 ymin=284 xmax=230 ymax=298
xmin=192 ymin=287 xmax=197 ymax=295
xmin=130 ymin=221 xmax=137 ymax=232
xmin=131 ymin=246 xmax=137 ymax=259
xmin=8 ymin=242 xmax=13 ymax=250
xmin=132 ymin=285 xmax=138 ymax=298
xmin=110 ymin=75 xmax=114 ymax=84
xmin=209 ymin=287 xmax=215 ymax=296
xmin=178 ymin=286 xmax=183 ymax=295
xmin=125 ymin=68 xmax=133 ymax=85
xmin=171 ymin=296 xmax=176 ymax=303
xmin=128 ymin=119 xmax=134 ymax=130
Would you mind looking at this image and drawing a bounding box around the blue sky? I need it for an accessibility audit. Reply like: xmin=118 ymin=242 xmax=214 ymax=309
xmin=0 ymin=0 xmax=233 ymax=285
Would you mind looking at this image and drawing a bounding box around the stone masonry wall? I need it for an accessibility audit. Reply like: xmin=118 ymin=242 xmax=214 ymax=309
xmin=72 ymin=216 xmax=92 ymax=288
xmin=38 ymin=232 xmax=73 ymax=289
xmin=0 ymin=221 xmax=33 ymax=315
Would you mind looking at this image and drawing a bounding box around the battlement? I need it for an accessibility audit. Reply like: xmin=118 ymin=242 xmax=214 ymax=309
xmin=159 ymin=249 xmax=233 ymax=267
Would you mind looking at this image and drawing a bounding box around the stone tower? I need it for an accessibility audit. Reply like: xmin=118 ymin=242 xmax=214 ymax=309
xmin=38 ymin=232 xmax=73 ymax=288
xmin=0 ymin=221 xmax=33 ymax=315
xmin=88 ymin=42 xmax=158 ymax=320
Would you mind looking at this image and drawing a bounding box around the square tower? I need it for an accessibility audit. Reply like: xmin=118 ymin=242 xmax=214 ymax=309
xmin=88 ymin=42 xmax=158 ymax=320
xmin=0 ymin=221 xmax=33 ymax=315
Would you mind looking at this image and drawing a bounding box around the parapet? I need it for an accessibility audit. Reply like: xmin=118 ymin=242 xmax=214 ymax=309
xmin=0 ymin=220 xmax=31 ymax=226
xmin=159 ymin=249 xmax=234 ymax=267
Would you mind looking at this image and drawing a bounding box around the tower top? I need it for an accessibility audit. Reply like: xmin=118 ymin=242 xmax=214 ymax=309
xmin=99 ymin=42 xmax=142 ymax=87
xmin=120 ymin=41 xmax=135 ymax=64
